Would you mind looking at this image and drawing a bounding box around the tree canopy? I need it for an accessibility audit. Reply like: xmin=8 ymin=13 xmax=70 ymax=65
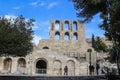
xmin=92 ymin=35 xmax=108 ymax=52
xmin=71 ymin=0 xmax=120 ymax=74
xmin=71 ymin=0 xmax=120 ymax=45
xmin=0 ymin=15 xmax=35 ymax=57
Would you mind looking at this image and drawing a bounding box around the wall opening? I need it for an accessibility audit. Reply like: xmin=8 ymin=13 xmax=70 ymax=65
xmin=73 ymin=32 xmax=78 ymax=40
xmin=64 ymin=32 xmax=70 ymax=40
xmin=17 ymin=58 xmax=26 ymax=68
xmin=3 ymin=58 xmax=12 ymax=73
xmin=55 ymin=32 xmax=60 ymax=40
xmin=64 ymin=21 xmax=69 ymax=30
xmin=36 ymin=60 xmax=47 ymax=74
xmin=43 ymin=46 xmax=49 ymax=49
xmin=67 ymin=60 xmax=75 ymax=76
xmin=53 ymin=60 xmax=62 ymax=76
xmin=55 ymin=20 xmax=60 ymax=30
xmin=73 ymin=21 xmax=77 ymax=30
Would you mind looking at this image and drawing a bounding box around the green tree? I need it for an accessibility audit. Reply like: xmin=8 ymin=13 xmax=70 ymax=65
xmin=0 ymin=15 xmax=35 ymax=57
xmin=71 ymin=0 xmax=120 ymax=75
xmin=94 ymin=37 xmax=108 ymax=52
xmin=92 ymin=34 xmax=95 ymax=49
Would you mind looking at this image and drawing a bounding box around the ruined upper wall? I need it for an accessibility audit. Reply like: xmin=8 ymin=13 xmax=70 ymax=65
xmin=49 ymin=20 xmax=85 ymax=41
xmin=37 ymin=20 xmax=88 ymax=57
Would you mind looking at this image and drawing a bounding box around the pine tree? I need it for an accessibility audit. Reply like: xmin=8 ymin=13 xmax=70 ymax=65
xmin=0 ymin=15 xmax=35 ymax=57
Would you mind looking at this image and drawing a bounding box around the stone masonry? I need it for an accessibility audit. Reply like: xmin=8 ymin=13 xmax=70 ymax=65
xmin=0 ymin=20 xmax=97 ymax=76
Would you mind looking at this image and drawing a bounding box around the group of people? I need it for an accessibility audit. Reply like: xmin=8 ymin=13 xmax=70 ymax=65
xmin=63 ymin=63 xmax=100 ymax=76
xmin=89 ymin=63 xmax=100 ymax=75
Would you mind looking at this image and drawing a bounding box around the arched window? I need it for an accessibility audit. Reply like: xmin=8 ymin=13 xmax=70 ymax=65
xmin=55 ymin=20 xmax=60 ymax=30
xmin=17 ymin=58 xmax=26 ymax=68
xmin=64 ymin=21 xmax=69 ymax=30
xmin=43 ymin=46 xmax=49 ymax=49
xmin=55 ymin=32 xmax=60 ymax=40
xmin=3 ymin=58 xmax=12 ymax=73
xmin=73 ymin=21 xmax=77 ymax=31
xmin=64 ymin=32 xmax=70 ymax=40
xmin=73 ymin=32 xmax=78 ymax=40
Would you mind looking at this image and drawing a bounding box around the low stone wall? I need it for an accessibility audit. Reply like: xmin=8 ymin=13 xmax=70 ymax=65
xmin=0 ymin=75 xmax=114 ymax=80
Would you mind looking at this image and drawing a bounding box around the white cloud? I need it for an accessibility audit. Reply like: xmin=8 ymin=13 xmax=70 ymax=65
xmin=13 ymin=6 xmax=21 ymax=10
xmin=29 ymin=1 xmax=45 ymax=7
xmin=40 ymin=20 xmax=49 ymax=26
xmin=4 ymin=15 xmax=17 ymax=19
xmin=29 ymin=1 xmax=59 ymax=9
xmin=32 ymin=20 xmax=49 ymax=31
xmin=1 ymin=15 xmax=17 ymax=23
xmin=32 ymin=35 xmax=41 ymax=45
xmin=47 ymin=2 xmax=58 ymax=9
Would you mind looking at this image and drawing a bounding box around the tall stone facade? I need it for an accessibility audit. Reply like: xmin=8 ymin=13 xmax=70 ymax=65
xmin=0 ymin=20 xmax=96 ymax=76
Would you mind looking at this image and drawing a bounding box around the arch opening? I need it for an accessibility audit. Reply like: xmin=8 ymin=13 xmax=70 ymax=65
xmin=73 ymin=32 xmax=78 ymax=40
xmin=55 ymin=20 xmax=60 ymax=30
xmin=73 ymin=22 xmax=77 ymax=30
xmin=55 ymin=32 xmax=60 ymax=40
xmin=18 ymin=58 xmax=26 ymax=68
xmin=53 ymin=60 xmax=62 ymax=76
xmin=64 ymin=21 xmax=69 ymax=30
xmin=36 ymin=60 xmax=47 ymax=74
xmin=43 ymin=46 xmax=49 ymax=49
xmin=64 ymin=32 xmax=70 ymax=40
xmin=67 ymin=60 xmax=75 ymax=76
xmin=3 ymin=58 xmax=12 ymax=73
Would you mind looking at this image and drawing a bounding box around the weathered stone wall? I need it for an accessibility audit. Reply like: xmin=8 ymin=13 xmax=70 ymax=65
xmin=0 ymin=20 xmax=97 ymax=76
xmin=38 ymin=20 xmax=88 ymax=59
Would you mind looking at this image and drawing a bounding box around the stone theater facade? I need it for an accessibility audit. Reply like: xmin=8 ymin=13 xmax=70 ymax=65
xmin=0 ymin=20 xmax=96 ymax=76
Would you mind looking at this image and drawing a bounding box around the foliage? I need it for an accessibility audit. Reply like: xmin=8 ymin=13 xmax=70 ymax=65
xmin=92 ymin=34 xmax=108 ymax=52
xmin=71 ymin=0 xmax=107 ymax=22
xmin=92 ymin=34 xmax=95 ymax=48
xmin=71 ymin=0 xmax=120 ymax=75
xmin=0 ymin=15 xmax=35 ymax=56
xmin=94 ymin=37 xmax=108 ymax=52
xmin=71 ymin=0 xmax=120 ymax=46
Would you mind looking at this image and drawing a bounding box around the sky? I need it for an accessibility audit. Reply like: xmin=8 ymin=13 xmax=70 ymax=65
xmin=0 ymin=0 xmax=105 ymax=45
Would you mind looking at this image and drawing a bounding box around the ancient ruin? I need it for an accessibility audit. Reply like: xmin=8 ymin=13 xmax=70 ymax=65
xmin=0 ymin=20 xmax=97 ymax=76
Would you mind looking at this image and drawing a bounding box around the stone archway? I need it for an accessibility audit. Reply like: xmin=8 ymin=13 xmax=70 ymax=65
xmin=36 ymin=59 xmax=47 ymax=74
xmin=67 ymin=60 xmax=75 ymax=76
xmin=53 ymin=60 xmax=62 ymax=76
xmin=17 ymin=58 xmax=26 ymax=74
xmin=18 ymin=58 xmax=26 ymax=68
xmin=3 ymin=58 xmax=12 ymax=73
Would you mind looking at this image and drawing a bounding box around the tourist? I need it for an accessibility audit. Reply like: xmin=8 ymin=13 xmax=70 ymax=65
xmin=64 ymin=66 xmax=68 ymax=75
xmin=89 ymin=65 xmax=92 ymax=75
xmin=91 ymin=65 xmax=94 ymax=75
xmin=96 ymin=63 xmax=100 ymax=75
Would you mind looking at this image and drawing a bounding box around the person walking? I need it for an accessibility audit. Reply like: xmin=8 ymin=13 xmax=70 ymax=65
xmin=96 ymin=63 xmax=100 ymax=75
xmin=91 ymin=65 xmax=94 ymax=75
xmin=89 ymin=64 xmax=92 ymax=75
xmin=64 ymin=66 xmax=68 ymax=75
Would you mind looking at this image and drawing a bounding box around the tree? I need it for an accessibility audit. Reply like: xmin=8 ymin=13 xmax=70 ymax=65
xmin=94 ymin=37 xmax=108 ymax=52
xmin=71 ymin=0 xmax=120 ymax=75
xmin=92 ymin=34 xmax=95 ymax=49
xmin=0 ymin=15 xmax=35 ymax=57
xmin=70 ymin=0 xmax=107 ymax=22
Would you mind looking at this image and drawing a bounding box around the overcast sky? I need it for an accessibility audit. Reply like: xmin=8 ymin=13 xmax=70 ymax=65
xmin=0 ymin=0 xmax=105 ymax=45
